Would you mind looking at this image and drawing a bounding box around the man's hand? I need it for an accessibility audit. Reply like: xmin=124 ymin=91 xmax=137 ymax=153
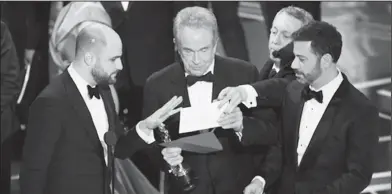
xmin=162 ymin=147 xmax=183 ymax=166
xmin=243 ymin=179 xmax=265 ymax=194
xmin=217 ymin=107 xmax=243 ymax=132
xmin=139 ymin=96 xmax=183 ymax=134
xmin=217 ymin=86 xmax=247 ymax=113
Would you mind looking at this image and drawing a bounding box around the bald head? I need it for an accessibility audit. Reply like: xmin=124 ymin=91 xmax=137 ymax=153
xmin=75 ymin=23 xmax=121 ymax=60
xmin=73 ymin=22 xmax=123 ymax=86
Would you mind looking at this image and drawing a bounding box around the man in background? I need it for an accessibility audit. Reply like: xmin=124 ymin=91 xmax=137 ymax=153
xmin=1 ymin=20 xmax=21 ymax=194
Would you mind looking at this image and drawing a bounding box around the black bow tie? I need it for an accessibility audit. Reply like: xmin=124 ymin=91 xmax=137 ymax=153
xmin=87 ymin=85 xmax=100 ymax=99
xmin=186 ymin=72 xmax=214 ymax=86
xmin=302 ymin=86 xmax=323 ymax=103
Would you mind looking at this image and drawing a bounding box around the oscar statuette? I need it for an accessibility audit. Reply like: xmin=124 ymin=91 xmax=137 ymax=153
xmin=158 ymin=125 xmax=197 ymax=192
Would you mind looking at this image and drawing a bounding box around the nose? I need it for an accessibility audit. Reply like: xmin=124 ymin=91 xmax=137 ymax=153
xmin=291 ymin=57 xmax=299 ymax=70
xmin=270 ymin=33 xmax=281 ymax=46
xmin=116 ymin=59 xmax=123 ymax=71
xmin=192 ymin=52 xmax=200 ymax=64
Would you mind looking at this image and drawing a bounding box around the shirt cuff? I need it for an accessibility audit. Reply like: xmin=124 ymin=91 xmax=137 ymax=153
xmin=235 ymin=132 xmax=242 ymax=141
xmin=252 ymin=176 xmax=266 ymax=188
xmin=136 ymin=121 xmax=156 ymax=144
xmin=239 ymin=85 xmax=258 ymax=108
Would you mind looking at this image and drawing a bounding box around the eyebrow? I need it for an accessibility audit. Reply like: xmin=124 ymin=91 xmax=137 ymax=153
xmin=295 ymin=54 xmax=307 ymax=59
xmin=271 ymin=27 xmax=292 ymax=35
xmin=182 ymin=46 xmax=210 ymax=52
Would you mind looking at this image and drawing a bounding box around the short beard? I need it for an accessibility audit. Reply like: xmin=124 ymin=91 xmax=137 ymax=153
xmin=91 ymin=67 xmax=109 ymax=85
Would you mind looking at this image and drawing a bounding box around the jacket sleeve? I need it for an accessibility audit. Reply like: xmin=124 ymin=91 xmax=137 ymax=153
xmin=1 ymin=21 xmax=20 ymax=114
xmin=20 ymin=97 xmax=63 ymax=194
xmin=241 ymin=65 xmax=279 ymax=146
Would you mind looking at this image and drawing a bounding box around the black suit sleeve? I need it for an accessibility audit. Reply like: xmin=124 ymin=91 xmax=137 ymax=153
xmin=20 ymin=97 xmax=63 ymax=194
xmin=1 ymin=21 xmax=20 ymax=114
xmin=252 ymin=78 xmax=292 ymax=108
xmin=241 ymin=65 xmax=279 ymax=146
xmin=306 ymin=106 xmax=379 ymax=194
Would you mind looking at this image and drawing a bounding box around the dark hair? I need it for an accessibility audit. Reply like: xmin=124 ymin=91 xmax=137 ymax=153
xmin=292 ymin=21 xmax=342 ymax=63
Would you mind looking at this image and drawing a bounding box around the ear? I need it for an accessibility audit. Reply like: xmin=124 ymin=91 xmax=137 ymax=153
xmin=84 ymin=52 xmax=96 ymax=66
xmin=320 ymin=53 xmax=333 ymax=69
xmin=173 ymin=38 xmax=178 ymax=51
xmin=212 ymin=37 xmax=219 ymax=53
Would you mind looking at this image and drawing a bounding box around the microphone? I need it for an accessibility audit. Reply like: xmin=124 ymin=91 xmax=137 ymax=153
xmin=104 ymin=131 xmax=117 ymax=194
xmin=272 ymin=42 xmax=295 ymax=67
xmin=104 ymin=131 xmax=117 ymax=147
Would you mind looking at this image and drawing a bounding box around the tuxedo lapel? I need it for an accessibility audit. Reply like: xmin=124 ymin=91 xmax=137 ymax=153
xmin=259 ymin=60 xmax=274 ymax=80
xmin=298 ymin=76 xmax=348 ymax=171
xmin=170 ymin=63 xmax=191 ymax=108
xmin=165 ymin=63 xmax=191 ymax=139
xmin=285 ymin=82 xmax=306 ymax=165
xmin=99 ymin=86 xmax=116 ymax=133
xmin=61 ymin=71 xmax=101 ymax=146
xmin=298 ymin=101 xmax=339 ymax=171
xmin=212 ymin=56 xmax=227 ymax=101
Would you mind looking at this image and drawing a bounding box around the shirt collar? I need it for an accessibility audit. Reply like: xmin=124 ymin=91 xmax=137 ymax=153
xmin=309 ymin=70 xmax=343 ymax=104
xmin=184 ymin=59 xmax=215 ymax=77
xmin=272 ymin=63 xmax=280 ymax=72
xmin=68 ymin=63 xmax=97 ymax=100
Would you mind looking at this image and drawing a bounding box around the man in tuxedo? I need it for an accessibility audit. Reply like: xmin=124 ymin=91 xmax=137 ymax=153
xmin=1 ymin=21 xmax=21 ymax=194
xmin=114 ymin=6 xmax=279 ymax=194
xmin=259 ymin=6 xmax=313 ymax=82
xmin=245 ymin=7 xmax=314 ymax=193
xmin=219 ymin=21 xmax=379 ymax=194
xmin=20 ymin=23 xmax=181 ymax=194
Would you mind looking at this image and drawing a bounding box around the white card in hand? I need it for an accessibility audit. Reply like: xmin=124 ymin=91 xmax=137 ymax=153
xmin=179 ymin=101 xmax=228 ymax=134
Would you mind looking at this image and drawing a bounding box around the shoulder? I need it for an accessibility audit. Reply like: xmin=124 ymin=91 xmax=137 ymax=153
xmin=216 ymin=55 xmax=257 ymax=71
xmin=345 ymin=82 xmax=378 ymax=115
xmin=144 ymin=61 xmax=181 ymax=95
xmin=146 ymin=62 xmax=179 ymax=83
xmin=35 ymin=73 xmax=66 ymax=102
xmin=215 ymin=55 xmax=258 ymax=81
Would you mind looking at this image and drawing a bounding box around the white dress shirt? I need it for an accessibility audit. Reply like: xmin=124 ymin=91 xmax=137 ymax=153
xmin=242 ymin=70 xmax=343 ymax=189
xmin=121 ymin=1 xmax=129 ymax=11
xmin=68 ymin=64 xmax=109 ymax=165
xmin=297 ymin=72 xmax=343 ymax=164
xmin=272 ymin=63 xmax=280 ymax=73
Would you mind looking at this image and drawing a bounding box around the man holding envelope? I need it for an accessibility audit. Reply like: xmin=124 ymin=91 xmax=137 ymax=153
xmin=115 ymin=6 xmax=279 ymax=194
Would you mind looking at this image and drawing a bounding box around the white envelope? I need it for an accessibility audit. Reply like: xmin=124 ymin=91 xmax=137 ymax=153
xmin=179 ymin=101 xmax=228 ymax=134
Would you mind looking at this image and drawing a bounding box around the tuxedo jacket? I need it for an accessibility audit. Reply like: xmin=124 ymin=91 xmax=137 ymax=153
xmin=256 ymin=59 xmax=296 ymax=193
xmin=115 ymin=55 xmax=279 ymax=194
xmin=20 ymin=70 xmax=141 ymax=194
xmin=247 ymin=74 xmax=379 ymax=194
xmin=259 ymin=59 xmax=295 ymax=81
xmin=1 ymin=21 xmax=21 ymax=143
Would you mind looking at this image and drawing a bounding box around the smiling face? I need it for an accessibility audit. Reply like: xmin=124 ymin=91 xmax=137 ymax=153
xmin=269 ymin=12 xmax=304 ymax=61
xmin=177 ymin=26 xmax=217 ymax=76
